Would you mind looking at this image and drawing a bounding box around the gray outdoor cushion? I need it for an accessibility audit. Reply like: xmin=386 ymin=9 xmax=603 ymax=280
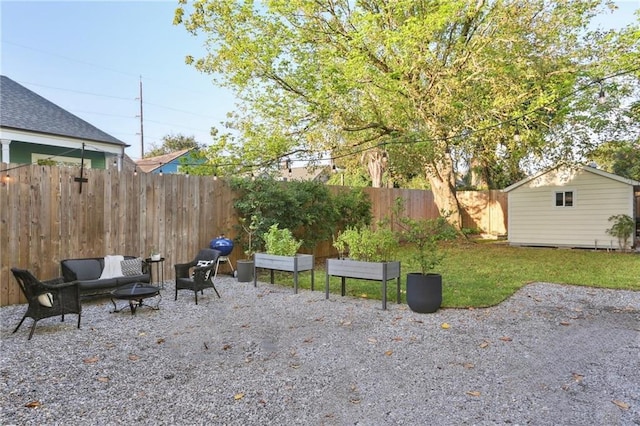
xmin=62 ymin=259 xmax=102 ymax=281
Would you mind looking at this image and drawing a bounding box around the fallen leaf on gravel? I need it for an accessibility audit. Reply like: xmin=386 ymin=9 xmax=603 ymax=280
xmin=560 ymin=321 xmax=571 ymax=326
xmin=97 ymin=376 xmax=109 ymax=383
xmin=25 ymin=401 xmax=42 ymax=408
xmin=83 ymin=356 xmax=99 ymax=364
xmin=612 ymin=400 xmax=630 ymax=410
xmin=384 ymin=350 xmax=393 ymax=356
xmin=234 ymin=393 xmax=245 ymax=400
xmin=441 ymin=323 xmax=450 ymax=329
xmin=241 ymin=324 xmax=250 ymax=328
xmin=463 ymin=363 xmax=475 ymax=369
xmin=368 ymin=338 xmax=378 ymax=344
xmin=572 ymin=373 xmax=584 ymax=382
xmin=412 ymin=319 xmax=424 ymax=324
xmin=314 ymin=317 xmax=324 ymax=322
xmin=303 ymin=338 xmax=314 ymax=343
xmin=138 ymin=332 xmax=146 ymax=336
xmin=392 ymin=337 xmax=403 ymax=341
xmin=341 ymin=321 xmax=352 ymax=326
xmin=499 ymin=336 xmax=512 ymax=342
xmin=128 ymin=354 xmax=140 ymax=361
xmin=479 ymin=341 xmax=490 ymax=348
xmin=156 ymin=338 xmax=165 ymax=344
xmin=466 ymin=391 xmax=481 ymax=397
xmin=222 ymin=344 xmax=232 ymax=350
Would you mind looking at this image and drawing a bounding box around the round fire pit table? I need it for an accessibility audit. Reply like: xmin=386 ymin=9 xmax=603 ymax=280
xmin=110 ymin=282 xmax=161 ymax=315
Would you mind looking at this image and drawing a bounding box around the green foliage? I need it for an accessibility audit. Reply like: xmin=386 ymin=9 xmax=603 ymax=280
xmin=173 ymin=0 xmax=637 ymax=217
xmin=393 ymin=199 xmax=458 ymax=274
xmin=333 ymin=226 xmax=399 ymax=262
xmin=606 ymin=214 xmax=635 ymax=251
xmin=588 ymin=141 xmax=640 ymax=181
xmin=238 ymin=215 xmax=261 ymax=259
xmin=263 ymin=224 xmax=303 ymax=256
xmin=144 ymin=133 xmax=204 ymax=158
xmin=230 ymin=177 xmax=371 ymax=254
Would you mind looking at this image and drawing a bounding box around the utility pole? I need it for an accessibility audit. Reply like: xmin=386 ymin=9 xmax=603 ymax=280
xmin=139 ymin=76 xmax=144 ymax=158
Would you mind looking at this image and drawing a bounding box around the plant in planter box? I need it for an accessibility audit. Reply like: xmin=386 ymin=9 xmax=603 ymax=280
xmin=394 ymin=199 xmax=457 ymax=313
xmin=333 ymin=225 xmax=398 ymax=262
xmin=328 ymin=224 xmax=401 ymax=310
xmin=255 ymin=224 xmax=313 ymax=293
xmin=263 ymin=224 xmax=303 ymax=256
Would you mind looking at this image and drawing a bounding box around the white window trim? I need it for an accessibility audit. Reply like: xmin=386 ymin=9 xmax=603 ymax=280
xmin=553 ymin=188 xmax=576 ymax=208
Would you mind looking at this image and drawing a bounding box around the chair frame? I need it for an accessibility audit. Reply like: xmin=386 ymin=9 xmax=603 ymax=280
xmin=11 ymin=267 xmax=82 ymax=340
xmin=174 ymin=249 xmax=222 ymax=304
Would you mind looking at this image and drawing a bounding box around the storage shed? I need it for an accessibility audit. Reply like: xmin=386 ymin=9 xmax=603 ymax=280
xmin=503 ymin=164 xmax=640 ymax=249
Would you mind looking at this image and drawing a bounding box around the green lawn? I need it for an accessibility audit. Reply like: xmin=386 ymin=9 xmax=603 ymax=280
xmin=256 ymin=241 xmax=640 ymax=308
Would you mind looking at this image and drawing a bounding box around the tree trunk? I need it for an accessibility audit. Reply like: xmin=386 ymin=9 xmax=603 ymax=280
xmin=426 ymin=153 xmax=462 ymax=229
xmin=362 ymin=149 xmax=387 ymax=188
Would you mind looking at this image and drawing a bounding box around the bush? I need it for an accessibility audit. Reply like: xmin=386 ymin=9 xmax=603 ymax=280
xmin=230 ymin=177 xmax=371 ymax=253
xmin=606 ymin=214 xmax=634 ymax=251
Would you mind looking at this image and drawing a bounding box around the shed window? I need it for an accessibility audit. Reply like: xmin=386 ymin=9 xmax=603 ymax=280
xmin=555 ymin=191 xmax=574 ymax=207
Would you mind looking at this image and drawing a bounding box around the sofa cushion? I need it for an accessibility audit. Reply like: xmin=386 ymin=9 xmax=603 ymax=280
xmin=62 ymin=259 xmax=102 ymax=281
xmin=77 ymin=278 xmax=120 ymax=291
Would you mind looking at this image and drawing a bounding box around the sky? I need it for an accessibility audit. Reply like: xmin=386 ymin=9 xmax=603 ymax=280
xmin=1 ymin=1 xmax=639 ymax=162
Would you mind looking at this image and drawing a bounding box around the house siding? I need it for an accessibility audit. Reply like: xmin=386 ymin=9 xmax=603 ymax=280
xmin=507 ymin=167 xmax=635 ymax=248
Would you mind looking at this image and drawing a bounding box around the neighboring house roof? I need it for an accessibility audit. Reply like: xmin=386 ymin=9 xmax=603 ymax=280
xmin=0 ymin=75 xmax=126 ymax=146
xmin=135 ymin=149 xmax=192 ymax=173
xmin=503 ymin=164 xmax=640 ymax=192
xmin=277 ymin=165 xmax=332 ymax=182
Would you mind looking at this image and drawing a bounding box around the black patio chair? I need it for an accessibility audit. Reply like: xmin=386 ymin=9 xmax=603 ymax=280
xmin=10 ymin=267 xmax=82 ymax=340
xmin=174 ymin=248 xmax=222 ymax=304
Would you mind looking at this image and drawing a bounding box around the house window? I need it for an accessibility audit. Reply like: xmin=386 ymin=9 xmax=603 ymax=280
xmin=555 ymin=191 xmax=574 ymax=207
xmin=32 ymin=153 xmax=91 ymax=168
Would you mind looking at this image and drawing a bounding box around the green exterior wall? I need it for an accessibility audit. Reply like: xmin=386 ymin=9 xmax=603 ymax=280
xmin=9 ymin=141 xmax=107 ymax=169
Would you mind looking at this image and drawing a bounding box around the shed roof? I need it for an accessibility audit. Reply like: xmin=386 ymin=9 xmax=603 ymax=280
xmin=0 ymin=75 xmax=126 ymax=146
xmin=503 ymin=164 xmax=640 ymax=192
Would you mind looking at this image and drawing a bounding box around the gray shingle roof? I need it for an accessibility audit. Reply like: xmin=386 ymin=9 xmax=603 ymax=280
xmin=0 ymin=75 xmax=126 ymax=146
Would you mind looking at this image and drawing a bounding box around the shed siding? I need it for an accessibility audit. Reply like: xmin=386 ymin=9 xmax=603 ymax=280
xmin=508 ymin=167 xmax=634 ymax=248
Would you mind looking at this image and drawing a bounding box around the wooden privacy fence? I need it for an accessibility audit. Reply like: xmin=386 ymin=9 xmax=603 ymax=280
xmin=0 ymin=163 xmax=507 ymax=306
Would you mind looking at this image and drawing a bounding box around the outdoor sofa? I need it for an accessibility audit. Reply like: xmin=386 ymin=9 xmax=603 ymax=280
xmin=61 ymin=256 xmax=151 ymax=297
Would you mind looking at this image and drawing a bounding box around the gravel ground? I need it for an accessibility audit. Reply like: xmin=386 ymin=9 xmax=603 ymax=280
xmin=1 ymin=277 xmax=639 ymax=426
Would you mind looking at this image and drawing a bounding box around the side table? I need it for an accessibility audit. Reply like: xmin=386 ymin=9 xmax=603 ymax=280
xmin=145 ymin=257 xmax=165 ymax=289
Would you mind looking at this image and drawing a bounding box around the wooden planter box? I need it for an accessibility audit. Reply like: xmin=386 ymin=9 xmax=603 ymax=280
xmin=254 ymin=253 xmax=314 ymax=294
xmin=325 ymin=258 xmax=401 ymax=310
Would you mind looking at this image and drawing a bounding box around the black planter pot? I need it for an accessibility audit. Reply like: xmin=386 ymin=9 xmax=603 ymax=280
xmin=406 ymin=272 xmax=442 ymax=313
xmin=236 ymin=260 xmax=254 ymax=283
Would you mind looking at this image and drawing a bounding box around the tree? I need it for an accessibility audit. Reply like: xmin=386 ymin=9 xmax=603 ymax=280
xmin=175 ymin=0 xmax=639 ymax=228
xmin=588 ymin=141 xmax=640 ymax=180
xmin=144 ymin=133 xmax=204 ymax=158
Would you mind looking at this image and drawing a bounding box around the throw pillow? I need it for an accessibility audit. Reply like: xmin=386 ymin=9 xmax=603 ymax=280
xmin=38 ymin=293 xmax=54 ymax=308
xmin=194 ymin=260 xmax=215 ymax=280
xmin=121 ymin=257 xmax=143 ymax=276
